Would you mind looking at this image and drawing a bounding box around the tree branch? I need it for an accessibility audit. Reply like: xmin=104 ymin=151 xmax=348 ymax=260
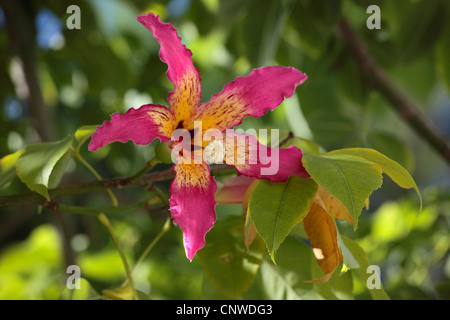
xmin=0 ymin=164 xmax=235 ymax=208
xmin=336 ymin=18 xmax=450 ymax=165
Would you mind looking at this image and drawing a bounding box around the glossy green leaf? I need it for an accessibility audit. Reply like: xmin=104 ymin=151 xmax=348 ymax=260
xmin=16 ymin=136 xmax=74 ymax=200
xmin=249 ymin=176 xmax=317 ymax=262
xmin=0 ymin=149 xmax=24 ymax=188
xmin=326 ymin=148 xmax=422 ymax=212
xmin=48 ymin=151 xmax=72 ymax=189
xmin=341 ymin=236 xmax=390 ymax=300
xmin=198 ymin=215 xmax=266 ymax=299
xmin=302 ymin=153 xmax=383 ymax=229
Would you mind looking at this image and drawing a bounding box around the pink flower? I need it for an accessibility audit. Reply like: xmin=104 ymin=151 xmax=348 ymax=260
xmin=88 ymin=13 xmax=309 ymax=261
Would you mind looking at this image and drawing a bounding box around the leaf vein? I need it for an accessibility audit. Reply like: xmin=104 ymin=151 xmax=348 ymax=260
xmin=272 ymin=178 xmax=291 ymax=254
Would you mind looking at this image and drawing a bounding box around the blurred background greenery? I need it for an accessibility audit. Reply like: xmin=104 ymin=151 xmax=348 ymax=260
xmin=0 ymin=0 xmax=449 ymax=299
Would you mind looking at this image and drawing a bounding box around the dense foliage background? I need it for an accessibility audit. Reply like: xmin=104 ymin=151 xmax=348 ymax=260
xmin=0 ymin=0 xmax=449 ymax=300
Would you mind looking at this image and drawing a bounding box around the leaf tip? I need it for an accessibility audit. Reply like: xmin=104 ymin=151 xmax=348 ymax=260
xmin=269 ymin=251 xmax=277 ymax=265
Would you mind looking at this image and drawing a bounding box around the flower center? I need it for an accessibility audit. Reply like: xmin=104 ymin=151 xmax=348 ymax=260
xmin=203 ymin=140 xmax=224 ymax=164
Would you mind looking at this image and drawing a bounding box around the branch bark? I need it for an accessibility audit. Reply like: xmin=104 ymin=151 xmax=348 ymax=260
xmin=336 ymin=18 xmax=450 ymax=165
xmin=0 ymin=164 xmax=235 ymax=208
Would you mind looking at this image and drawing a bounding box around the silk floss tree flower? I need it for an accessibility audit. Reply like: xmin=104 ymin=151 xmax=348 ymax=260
xmin=88 ymin=13 xmax=310 ymax=261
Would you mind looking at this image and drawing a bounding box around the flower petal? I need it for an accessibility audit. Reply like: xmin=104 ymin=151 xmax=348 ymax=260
xmin=192 ymin=66 xmax=307 ymax=132
xmin=170 ymin=162 xmax=217 ymax=261
xmin=224 ymin=132 xmax=309 ymax=182
xmin=215 ymin=175 xmax=256 ymax=204
xmin=137 ymin=13 xmax=201 ymax=127
xmin=88 ymin=104 xmax=174 ymax=152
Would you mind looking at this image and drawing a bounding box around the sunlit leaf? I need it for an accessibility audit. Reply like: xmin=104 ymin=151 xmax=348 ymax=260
xmin=0 ymin=149 xmax=24 ymax=188
xmin=16 ymin=136 xmax=74 ymax=200
xmin=249 ymin=176 xmax=317 ymax=262
xmin=326 ymin=148 xmax=422 ymax=212
xmin=302 ymin=153 xmax=383 ymax=229
xmin=74 ymin=125 xmax=98 ymax=150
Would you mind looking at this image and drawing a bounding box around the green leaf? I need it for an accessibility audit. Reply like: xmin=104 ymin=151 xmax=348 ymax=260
xmin=257 ymin=237 xmax=316 ymax=300
xmin=341 ymin=236 xmax=390 ymax=300
xmin=249 ymin=176 xmax=317 ymax=263
xmin=336 ymin=232 xmax=360 ymax=270
xmin=326 ymin=148 xmax=422 ymax=212
xmin=302 ymin=153 xmax=383 ymax=229
xmin=280 ymin=135 xmax=323 ymax=155
xmin=289 ymin=221 xmax=308 ymax=239
xmin=198 ymin=215 xmax=266 ymax=299
xmin=310 ymin=259 xmax=353 ymax=300
xmin=16 ymin=136 xmax=74 ymax=200
xmin=48 ymin=151 xmax=72 ymax=189
xmin=74 ymin=125 xmax=98 ymax=150
xmin=0 ymin=149 xmax=24 ymax=188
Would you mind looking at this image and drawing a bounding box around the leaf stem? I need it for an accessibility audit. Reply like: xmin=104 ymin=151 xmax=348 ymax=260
xmin=57 ymin=198 xmax=161 ymax=217
xmin=130 ymin=157 xmax=161 ymax=183
xmin=0 ymin=164 xmax=233 ymax=207
xmin=72 ymin=149 xmax=118 ymax=207
xmin=121 ymin=218 xmax=172 ymax=287
xmin=97 ymin=212 xmax=139 ymax=300
xmin=149 ymin=184 xmax=170 ymax=208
